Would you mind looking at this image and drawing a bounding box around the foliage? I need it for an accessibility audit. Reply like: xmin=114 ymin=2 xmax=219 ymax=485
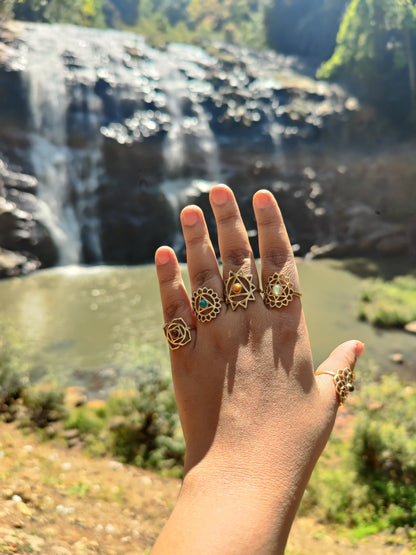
xmin=8 ymin=0 xmax=105 ymax=27
xmin=22 ymin=382 xmax=67 ymax=428
xmin=264 ymin=0 xmax=348 ymax=61
xmin=0 ymin=325 xmax=28 ymax=414
xmin=358 ymin=274 xmax=416 ymax=328
xmin=0 ymin=0 xmax=15 ymax=20
xmin=106 ymin=377 xmax=184 ymax=476
xmin=318 ymin=0 xmax=416 ymax=126
xmin=303 ymin=372 xmax=416 ymax=536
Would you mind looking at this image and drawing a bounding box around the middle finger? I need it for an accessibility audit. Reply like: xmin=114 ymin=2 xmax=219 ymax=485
xmin=209 ymin=185 xmax=259 ymax=288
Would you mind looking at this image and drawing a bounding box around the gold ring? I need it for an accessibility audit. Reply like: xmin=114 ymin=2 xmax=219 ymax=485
xmin=315 ymin=367 xmax=355 ymax=406
xmin=192 ymin=287 xmax=222 ymax=322
xmin=224 ymin=269 xmax=257 ymax=310
xmin=263 ymin=272 xmax=302 ymax=309
xmin=163 ymin=317 xmax=192 ymax=350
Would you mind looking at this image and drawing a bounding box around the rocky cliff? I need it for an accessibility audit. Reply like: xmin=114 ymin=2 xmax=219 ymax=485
xmin=0 ymin=21 xmax=414 ymax=277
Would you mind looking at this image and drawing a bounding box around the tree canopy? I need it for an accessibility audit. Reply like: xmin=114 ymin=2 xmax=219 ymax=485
xmin=2 ymin=0 xmax=416 ymax=128
xmin=318 ymin=0 xmax=416 ymax=125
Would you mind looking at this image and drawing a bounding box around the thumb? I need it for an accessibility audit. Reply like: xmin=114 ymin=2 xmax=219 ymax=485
xmin=315 ymin=340 xmax=365 ymax=411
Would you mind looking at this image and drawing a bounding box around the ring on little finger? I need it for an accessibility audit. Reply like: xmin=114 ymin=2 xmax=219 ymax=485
xmin=315 ymin=367 xmax=355 ymax=406
xmin=163 ymin=317 xmax=192 ymax=350
xmin=192 ymin=287 xmax=222 ymax=322
xmin=224 ymin=268 xmax=257 ymax=310
xmin=263 ymin=272 xmax=302 ymax=309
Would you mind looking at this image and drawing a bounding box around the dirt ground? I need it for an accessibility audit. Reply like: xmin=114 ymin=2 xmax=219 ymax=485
xmin=0 ymin=422 xmax=413 ymax=554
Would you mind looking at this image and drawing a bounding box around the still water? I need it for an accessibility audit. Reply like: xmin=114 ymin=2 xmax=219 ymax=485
xmin=0 ymin=260 xmax=414 ymax=395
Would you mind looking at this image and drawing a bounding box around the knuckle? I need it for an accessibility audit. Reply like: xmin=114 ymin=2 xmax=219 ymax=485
xmin=224 ymin=248 xmax=253 ymax=268
xmin=193 ymin=268 xmax=219 ymax=288
xmin=216 ymin=210 xmax=240 ymax=227
xmin=164 ymin=298 xmax=189 ymax=321
xmin=185 ymin=231 xmax=207 ymax=249
xmin=262 ymin=247 xmax=290 ymax=268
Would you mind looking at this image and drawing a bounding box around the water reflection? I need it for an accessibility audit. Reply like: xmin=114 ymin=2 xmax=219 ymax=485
xmin=0 ymin=260 xmax=414 ymax=395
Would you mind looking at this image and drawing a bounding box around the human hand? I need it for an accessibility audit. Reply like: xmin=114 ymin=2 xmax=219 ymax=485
xmin=153 ymin=185 xmax=363 ymax=554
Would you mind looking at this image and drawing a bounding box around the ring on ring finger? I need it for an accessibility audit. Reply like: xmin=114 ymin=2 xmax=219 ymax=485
xmin=263 ymin=272 xmax=302 ymax=309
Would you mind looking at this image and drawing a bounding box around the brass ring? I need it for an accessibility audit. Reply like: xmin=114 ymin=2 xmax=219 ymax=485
xmin=163 ymin=317 xmax=192 ymax=350
xmin=192 ymin=287 xmax=222 ymax=322
xmin=263 ymin=272 xmax=302 ymax=309
xmin=224 ymin=269 xmax=257 ymax=311
xmin=315 ymin=367 xmax=355 ymax=406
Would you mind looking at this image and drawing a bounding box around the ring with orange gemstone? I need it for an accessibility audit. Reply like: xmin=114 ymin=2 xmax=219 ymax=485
xmin=263 ymin=272 xmax=302 ymax=309
xmin=224 ymin=268 xmax=257 ymax=311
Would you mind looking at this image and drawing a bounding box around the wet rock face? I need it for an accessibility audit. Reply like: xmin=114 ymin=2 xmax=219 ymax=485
xmin=0 ymin=22 xmax=413 ymax=277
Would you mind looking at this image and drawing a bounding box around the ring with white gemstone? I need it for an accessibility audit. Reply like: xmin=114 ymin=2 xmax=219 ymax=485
xmin=263 ymin=272 xmax=302 ymax=309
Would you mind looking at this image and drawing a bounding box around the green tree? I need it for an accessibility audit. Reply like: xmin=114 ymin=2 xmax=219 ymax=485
xmin=264 ymin=0 xmax=348 ymax=61
xmin=12 ymin=0 xmax=105 ymax=26
xmin=318 ymin=0 xmax=416 ymax=126
xmin=0 ymin=0 xmax=15 ymax=20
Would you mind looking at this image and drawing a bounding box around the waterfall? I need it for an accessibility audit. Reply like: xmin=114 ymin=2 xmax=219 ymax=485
xmin=22 ymin=24 xmax=108 ymax=264
xmin=24 ymin=25 xmax=81 ymax=264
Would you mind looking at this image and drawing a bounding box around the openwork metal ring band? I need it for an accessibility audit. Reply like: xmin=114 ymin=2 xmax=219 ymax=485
xmin=315 ymin=367 xmax=355 ymax=406
xmin=224 ymin=268 xmax=257 ymax=311
xmin=192 ymin=287 xmax=222 ymax=322
xmin=163 ymin=317 xmax=192 ymax=350
xmin=263 ymin=272 xmax=302 ymax=309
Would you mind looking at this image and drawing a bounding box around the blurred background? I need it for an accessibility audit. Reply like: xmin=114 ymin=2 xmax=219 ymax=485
xmin=0 ymin=0 xmax=415 ymax=391
xmin=1 ymin=2 xmax=416 ymax=541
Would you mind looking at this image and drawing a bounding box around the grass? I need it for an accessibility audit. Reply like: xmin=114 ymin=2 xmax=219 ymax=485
xmin=358 ymin=274 xmax=416 ymax=328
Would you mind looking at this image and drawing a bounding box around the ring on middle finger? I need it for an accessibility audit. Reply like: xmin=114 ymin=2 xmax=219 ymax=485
xmin=224 ymin=268 xmax=257 ymax=310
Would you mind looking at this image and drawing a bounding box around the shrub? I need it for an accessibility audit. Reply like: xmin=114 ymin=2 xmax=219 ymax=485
xmin=106 ymin=377 xmax=184 ymax=475
xmin=303 ymin=373 xmax=416 ymax=536
xmin=0 ymin=326 xmax=28 ymax=414
xmin=352 ymin=374 xmax=416 ymax=529
xmin=358 ymin=275 xmax=416 ymax=328
xmin=22 ymin=383 xmax=67 ymax=428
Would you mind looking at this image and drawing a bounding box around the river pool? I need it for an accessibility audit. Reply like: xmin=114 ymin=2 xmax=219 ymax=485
xmin=0 ymin=259 xmax=414 ymax=396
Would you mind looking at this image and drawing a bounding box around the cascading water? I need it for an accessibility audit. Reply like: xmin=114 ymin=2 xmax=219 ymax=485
xmin=23 ymin=25 xmax=80 ymax=264
xmin=5 ymin=22 xmax=349 ymax=266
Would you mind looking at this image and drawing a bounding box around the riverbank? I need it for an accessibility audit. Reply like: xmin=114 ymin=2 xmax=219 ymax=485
xmin=1 ymin=419 xmax=413 ymax=554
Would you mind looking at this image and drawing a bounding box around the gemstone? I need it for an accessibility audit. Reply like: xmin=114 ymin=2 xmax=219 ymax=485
xmin=199 ymin=299 xmax=208 ymax=308
xmin=272 ymin=284 xmax=282 ymax=296
xmin=232 ymin=283 xmax=242 ymax=293
xmin=171 ymin=329 xmax=179 ymax=338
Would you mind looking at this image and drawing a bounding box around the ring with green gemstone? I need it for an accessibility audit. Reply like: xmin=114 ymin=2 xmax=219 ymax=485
xmin=192 ymin=287 xmax=222 ymax=322
xmin=263 ymin=272 xmax=302 ymax=309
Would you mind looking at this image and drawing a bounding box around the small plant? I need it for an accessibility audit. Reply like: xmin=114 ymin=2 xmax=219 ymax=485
xmin=0 ymin=325 xmax=28 ymax=415
xmin=302 ymin=372 xmax=416 ymax=536
xmin=358 ymin=275 xmax=416 ymax=328
xmin=106 ymin=376 xmax=185 ymax=475
xmin=22 ymin=383 xmax=67 ymax=428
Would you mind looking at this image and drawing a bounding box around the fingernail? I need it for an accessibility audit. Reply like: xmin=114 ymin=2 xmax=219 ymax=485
xmin=254 ymin=190 xmax=273 ymax=208
xmin=355 ymin=341 xmax=365 ymax=360
xmin=155 ymin=249 xmax=171 ymax=265
xmin=211 ymin=187 xmax=230 ymax=206
xmin=181 ymin=209 xmax=199 ymax=226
